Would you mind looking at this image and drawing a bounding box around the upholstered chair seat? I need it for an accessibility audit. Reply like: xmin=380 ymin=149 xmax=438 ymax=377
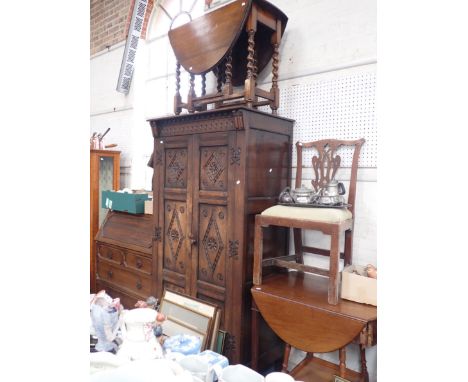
xmin=261 ymin=205 xmax=352 ymax=223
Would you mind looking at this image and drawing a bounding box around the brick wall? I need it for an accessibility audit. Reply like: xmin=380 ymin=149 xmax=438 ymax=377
xmin=90 ymin=0 xmax=132 ymax=55
xmin=90 ymin=0 xmax=155 ymax=55
xmin=141 ymin=0 xmax=155 ymax=39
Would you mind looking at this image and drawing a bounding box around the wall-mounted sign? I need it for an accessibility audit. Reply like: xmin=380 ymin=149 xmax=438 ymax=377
xmin=116 ymin=0 xmax=149 ymax=94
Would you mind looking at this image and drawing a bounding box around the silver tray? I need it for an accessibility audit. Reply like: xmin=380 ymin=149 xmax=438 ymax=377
xmin=278 ymin=202 xmax=351 ymax=209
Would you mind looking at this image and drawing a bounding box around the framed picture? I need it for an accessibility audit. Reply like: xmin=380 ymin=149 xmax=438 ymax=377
xmin=209 ymin=309 xmax=221 ymax=350
xmin=215 ymin=330 xmax=227 ymax=354
xmin=161 ymin=299 xmax=212 ymax=334
xmin=163 ymin=316 xmax=208 ymax=349
xmin=160 ymin=290 xmax=219 ymax=351
xmin=162 ymin=290 xmax=217 ymax=318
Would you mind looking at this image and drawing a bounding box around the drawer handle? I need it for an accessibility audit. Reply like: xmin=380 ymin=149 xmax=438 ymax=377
xmin=136 ymin=259 xmax=143 ymax=269
xmin=107 ymin=270 xmax=113 ymax=278
xmin=108 ymin=252 xmax=113 ymax=260
xmin=136 ymin=280 xmax=142 ymax=290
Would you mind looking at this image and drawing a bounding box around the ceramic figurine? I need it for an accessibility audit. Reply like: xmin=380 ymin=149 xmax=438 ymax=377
xmin=365 ymin=264 xmax=377 ymax=279
xmin=154 ymin=311 xmax=166 ymax=338
xmin=134 ymin=296 xmax=166 ymax=337
xmin=90 ymin=290 xmax=124 ymax=352
xmin=117 ymin=308 xmax=164 ymax=360
xmin=134 ymin=295 xmax=158 ymax=309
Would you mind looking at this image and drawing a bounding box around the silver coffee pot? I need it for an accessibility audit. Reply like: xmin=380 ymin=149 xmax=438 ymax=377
xmin=313 ymin=180 xmax=346 ymax=205
xmin=323 ymin=180 xmax=346 ymax=197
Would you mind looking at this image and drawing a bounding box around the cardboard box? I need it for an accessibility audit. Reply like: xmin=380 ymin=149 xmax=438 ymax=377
xmin=341 ymin=265 xmax=377 ymax=306
xmin=101 ymin=190 xmax=149 ymax=214
xmin=144 ymin=200 xmax=153 ymax=215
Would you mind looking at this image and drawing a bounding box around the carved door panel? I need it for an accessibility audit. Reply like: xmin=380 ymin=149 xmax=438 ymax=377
xmin=155 ymin=135 xmax=193 ymax=296
xmin=190 ymin=131 xmax=237 ymax=326
xmin=197 ymin=204 xmax=227 ymax=288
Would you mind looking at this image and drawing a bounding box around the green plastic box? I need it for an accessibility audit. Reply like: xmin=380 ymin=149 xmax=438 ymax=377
xmin=101 ymin=190 xmax=150 ymax=214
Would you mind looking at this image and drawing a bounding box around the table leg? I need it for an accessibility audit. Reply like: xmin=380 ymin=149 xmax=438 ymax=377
xmin=339 ymin=347 xmax=346 ymax=377
xmin=360 ymin=344 xmax=369 ymax=382
xmin=282 ymin=343 xmax=291 ymax=372
xmin=251 ymin=302 xmax=260 ymax=371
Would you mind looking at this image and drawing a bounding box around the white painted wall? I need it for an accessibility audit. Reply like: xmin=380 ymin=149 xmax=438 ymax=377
xmin=90 ymin=0 xmax=377 ymax=379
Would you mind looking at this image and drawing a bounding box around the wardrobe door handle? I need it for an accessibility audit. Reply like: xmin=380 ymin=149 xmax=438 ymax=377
xmin=189 ymin=234 xmax=197 ymax=246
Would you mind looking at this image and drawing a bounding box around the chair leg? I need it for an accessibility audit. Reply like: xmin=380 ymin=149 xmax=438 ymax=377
xmin=293 ymin=228 xmax=303 ymax=264
xmin=282 ymin=343 xmax=291 ymax=372
xmin=253 ymin=216 xmax=264 ymax=285
xmin=328 ymin=230 xmax=340 ymax=305
xmin=344 ymin=228 xmax=353 ymax=266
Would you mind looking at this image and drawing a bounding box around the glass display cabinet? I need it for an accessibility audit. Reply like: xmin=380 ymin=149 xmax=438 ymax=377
xmin=90 ymin=149 xmax=120 ymax=292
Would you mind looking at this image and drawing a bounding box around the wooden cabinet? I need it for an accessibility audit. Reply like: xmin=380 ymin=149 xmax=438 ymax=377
xmin=149 ymin=107 xmax=294 ymax=366
xmin=90 ymin=150 xmax=120 ymax=292
xmin=95 ymin=211 xmax=155 ymax=309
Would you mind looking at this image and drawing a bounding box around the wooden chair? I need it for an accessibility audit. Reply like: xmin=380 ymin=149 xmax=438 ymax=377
xmin=253 ymin=138 xmax=365 ymax=305
xmin=250 ymin=138 xmax=375 ymax=381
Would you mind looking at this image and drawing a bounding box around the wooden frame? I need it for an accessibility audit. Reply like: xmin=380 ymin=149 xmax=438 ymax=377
xmin=90 ymin=149 xmax=120 ymax=292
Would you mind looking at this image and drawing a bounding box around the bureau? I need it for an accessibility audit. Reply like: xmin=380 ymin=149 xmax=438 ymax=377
xmin=149 ymin=107 xmax=294 ymax=366
xmin=94 ymin=210 xmax=155 ymax=309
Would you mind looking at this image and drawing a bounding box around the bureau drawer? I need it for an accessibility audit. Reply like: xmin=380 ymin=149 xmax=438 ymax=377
xmin=97 ymin=244 xmax=124 ymax=265
xmin=97 ymin=261 xmax=152 ymax=296
xmin=125 ymin=250 xmax=152 ymax=275
xmin=95 ymin=280 xmax=144 ymax=310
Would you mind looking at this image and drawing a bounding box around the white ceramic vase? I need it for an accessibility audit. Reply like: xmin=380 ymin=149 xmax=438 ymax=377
xmin=117 ymin=308 xmax=163 ymax=361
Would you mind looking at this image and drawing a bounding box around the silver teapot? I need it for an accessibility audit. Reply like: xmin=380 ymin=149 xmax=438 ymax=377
xmin=278 ymin=186 xmax=315 ymax=204
xmin=314 ymin=180 xmax=346 ymax=205
xmin=291 ymin=186 xmax=315 ymax=204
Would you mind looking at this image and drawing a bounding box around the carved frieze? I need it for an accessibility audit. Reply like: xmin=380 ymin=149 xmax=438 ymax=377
xmin=228 ymin=240 xmax=239 ymax=259
xmin=155 ymin=150 xmax=163 ymax=165
xmin=150 ymin=110 xmax=246 ymax=137
xmin=154 ymin=227 xmax=162 ymax=242
xmin=223 ymin=332 xmax=236 ymax=359
xmin=230 ymin=147 xmax=241 ymax=166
